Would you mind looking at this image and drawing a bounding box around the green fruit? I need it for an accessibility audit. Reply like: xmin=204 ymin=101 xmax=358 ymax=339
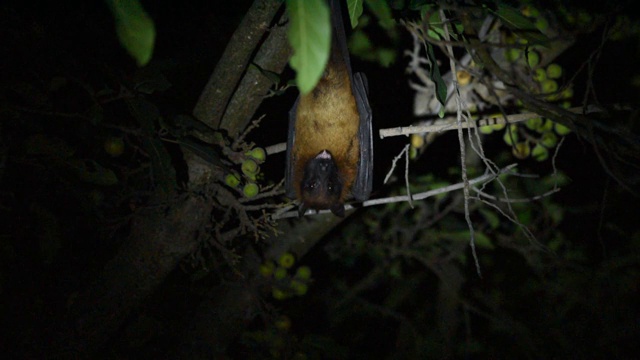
xmin=541 ymin=79 xmax=558 ymax=93
xmin=535 ymin=17 xmax=549 ymax=32
xmin=503 ymin=125 xmax=519 ymax=146
xmin=225 ymin=173 xmax=240 ymax=188
xmin=532 ymin=144 xmax=549 ymax=161
xmin=241 ymin=159 xmax=259 ymax=176
xmin=541 ymin=132 xmax=558 ymax=148
xmin=259 ymin=261 xmax=275 ymax=277
xmin=505 ymin=48 xmax=521 ymax=62
xmin=272 ymin=288 xmax=287 ymax=300
xmin=546 ymin=63 xmax=563 ymax=79
xmin=246 ymin=147 xmax=266 ymax=163
xmin=291 ymin=280 xmax=308 ymax=296
xmin=525 ymin=117 xmax=543 ymax=131
xmin=536 ymin=119 xmax=554 ymax=133
xmin=104 ymin=137 xmax=125 ymax=157
xmin=490 ymin=122 xmax=505 ymax=131
xmin=521 ymin=5 xmax=540 ymax=18
xmin=275 ymin=316 xmax=291 ymax=331
xmin=274 ymin=266 xmax=287 ymax=280
xmin=554 ymin=122 xmax=572 ymax=135
xmin=479 ymin=125 xmax=493 ymax=134
xmin=526 ymin=50 xmax=540 ymax=68
xmin=243 ymin=182 xmax=259 ymax=198
xmin=278 ymin=252 xmax=295 ymax=269
xmin=295 ymin=266 xmax=311 ymax=280
xmin=512 ymin=142 xmax=531 ymax=159
xmin=533 ymin=68 xmax=547 ymax=82
xmin=560 ymin=87 xmax=573 ymax=99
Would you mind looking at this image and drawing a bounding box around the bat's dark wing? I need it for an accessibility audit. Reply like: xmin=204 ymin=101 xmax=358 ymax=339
xmin=352 ymin=72 xmax=373 ymax=202
xmin=285 ymin=97 xmax=299 ymax=199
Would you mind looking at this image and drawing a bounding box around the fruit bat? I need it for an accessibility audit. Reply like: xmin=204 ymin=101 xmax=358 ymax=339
xmin=285 ymin=0 xmax=373 ymax=217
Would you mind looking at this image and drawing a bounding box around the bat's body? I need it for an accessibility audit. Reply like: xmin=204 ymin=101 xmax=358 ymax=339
xmin=285 ymin=0 xmax=373 ymax=217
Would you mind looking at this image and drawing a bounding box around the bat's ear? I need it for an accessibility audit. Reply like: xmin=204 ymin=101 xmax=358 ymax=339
xmin=330 ymin=204 xmax=345 ymax=218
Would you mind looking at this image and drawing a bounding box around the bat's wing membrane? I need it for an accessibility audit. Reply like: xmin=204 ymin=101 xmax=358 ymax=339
xmin=285 ymin=97 xmax=300 ymax=199
xmin=352 ymin=72 xmax=373 ymax=202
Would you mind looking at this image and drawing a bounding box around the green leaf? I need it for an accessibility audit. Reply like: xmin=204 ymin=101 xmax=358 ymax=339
xmin=479 ymin=208 xmax=500 ymax=229
xmin=426 ymin=42 xmax=447 ymax=109
xmin=364 ymin=0 xmax=395 ymax=29
xmin=106 ymin=0 xmax=156 ymax=66
xmin=287 ymin=0 xmax=331 ymax=94
xmin=346 ymin=0 xmax=365 ymax=28
xmin=491 ymin=3 xmax=549 ymax=46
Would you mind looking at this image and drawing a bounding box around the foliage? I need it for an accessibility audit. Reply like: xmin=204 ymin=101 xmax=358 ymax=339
xmin=1 ymin=0 xmax=639 ymax=358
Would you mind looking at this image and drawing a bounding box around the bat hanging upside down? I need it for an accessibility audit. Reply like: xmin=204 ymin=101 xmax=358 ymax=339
xmin=285 ymin=0 xmax=373 ymax=217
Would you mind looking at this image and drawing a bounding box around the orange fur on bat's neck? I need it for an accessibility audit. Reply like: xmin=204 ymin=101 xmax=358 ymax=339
xmin=292 ymin=38 xmax=360 ymax=210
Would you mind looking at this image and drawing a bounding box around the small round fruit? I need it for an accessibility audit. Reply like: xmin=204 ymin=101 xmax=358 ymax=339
xmin=246 ymin=147 xmax=266 ymax=163
xmin=526 ymin=51 xmax=540 ymax=68
xmin=272 ymin=288 xmax=287 ymax=300
xmin=225 ymin=173 xmax=240 ymax=188
xmin=274 ymin=266 xmax=287 ymax=280
xmin=104 ymin=137 xmax=125 ymax=157
xmin=295 ymin=266 xmax=312 ymax=280
xmin=241 ymin=159 xmax=259 ymax=176
xmin=259 ymin=261 xmax=275 ymax=277
xmin=512 ymin=142 xmax=531 ymax=159
xmin=532 ymin=144 xmax=549 ymax=161
xmin=525 ymin=117 xmax=543 ymax=131
xmin=290 ymin=280 xmax=308 ymax=296
xmin=533 ymin=68 xmax=546 ymax=82
xmin=505 ymin=48 xmax=521 ymax=62
xmin=541 ymin=79 xmax=558 ymax=93
xmin=278 ymin=252 xmax=295 ymax=269
xmin=541 ymin=131 xmax=558 ymax=148
xmin=243 ymin=182 xmax=259 ymax=198
xmin=410 ymin=133 xmax=424 ymax=148
xmin=503 ymin=125 xmax=519 ymax=146
xmin=275 ymin=316 xmax=292 ymax=331
xmin=554 ymin=122 xmax=571 ymax=135
xmin=546 ymin=63 xmax=563 ymax=79
xmin=456 ymin=70 xmax=472 ymax=86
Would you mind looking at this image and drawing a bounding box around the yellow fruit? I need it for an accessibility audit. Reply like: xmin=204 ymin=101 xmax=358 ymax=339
xmin=104 ymin=137 xmax=124 ymax=157
xmin=456 ymin=70 xmax=472 ymax=86
xmin=512 ymin=142 xmax=531 ymax=159
xmin=410 ymin=133 xmax=424 ymax=148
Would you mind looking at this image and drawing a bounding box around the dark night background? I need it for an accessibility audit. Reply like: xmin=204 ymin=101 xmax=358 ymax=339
xmin=1 ymin=0 xmax=639 ymax=359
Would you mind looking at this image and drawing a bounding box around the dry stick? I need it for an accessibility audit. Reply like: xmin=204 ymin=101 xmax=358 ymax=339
xmin=433 ymin=9 xmax=482 ymax=278
xmin=383 ymin=144 xmax=414 ymax=208
xmin=271 ymin=164 xmax=519 ymax=220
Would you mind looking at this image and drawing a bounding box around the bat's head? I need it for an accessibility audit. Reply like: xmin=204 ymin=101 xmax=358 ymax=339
xmin=298 ymin=150 xmax=345 ymax=217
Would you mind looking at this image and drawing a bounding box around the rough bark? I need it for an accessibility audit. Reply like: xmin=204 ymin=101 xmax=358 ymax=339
xmin=192 ymin=0 xmax=284 ymax=131
xmin=52 ymin=195 xmax=209 ymax=357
